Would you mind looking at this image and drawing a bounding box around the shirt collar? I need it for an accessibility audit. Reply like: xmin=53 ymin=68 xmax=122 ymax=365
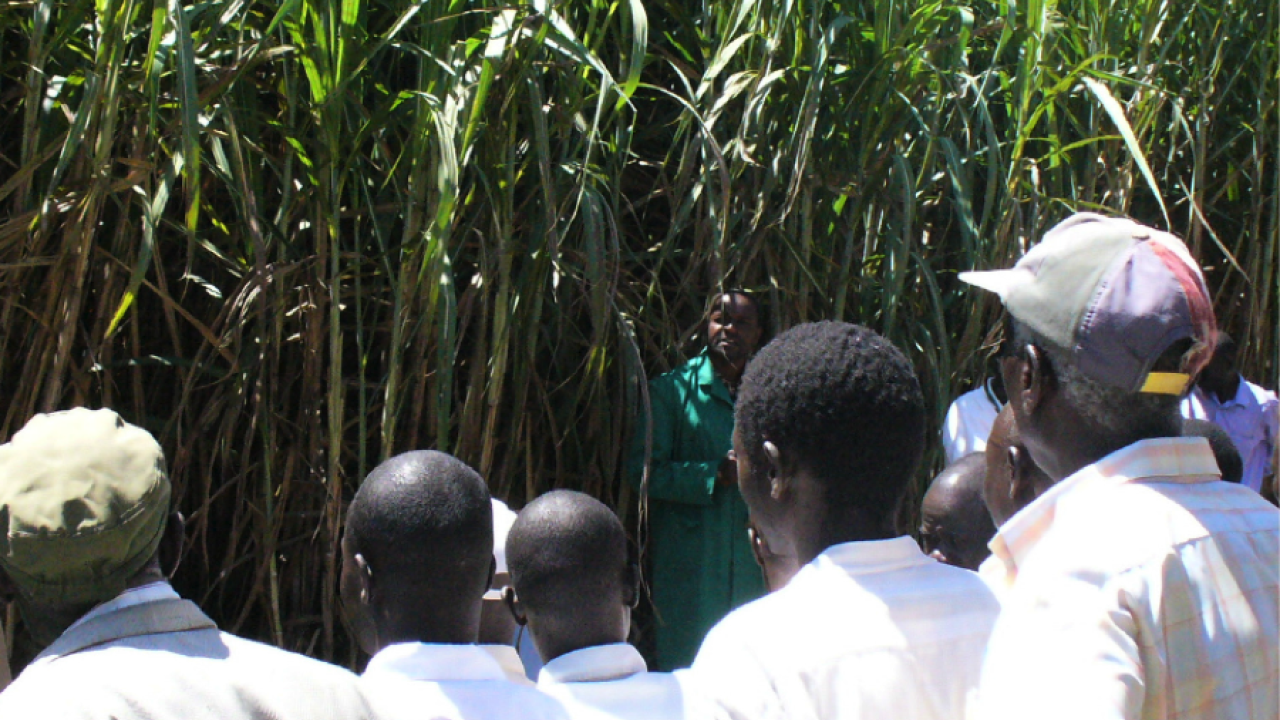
xmin=363 ymin=642 xmax=511 ymax=683
xmin=537 ymin=643 xmax=647 ymax=685
xmin=67 ymin=581 xmax=180 ymax=632
xmin=989 ymin=437 xmax=1220 ymax=581
xmin=481 ymin=644 xmax=535 ymax=685
xmin=813 ymin=536 xmax=934 ymax=576
xmin=693 ymin=352 xmax=734 ymax=404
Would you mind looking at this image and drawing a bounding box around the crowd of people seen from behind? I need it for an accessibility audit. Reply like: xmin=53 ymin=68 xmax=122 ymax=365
xmin=0 ymin=212 xmax=1276 ymax=720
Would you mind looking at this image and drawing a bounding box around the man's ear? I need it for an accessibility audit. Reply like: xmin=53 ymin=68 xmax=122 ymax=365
xmin=354 ymin=553 xmax=375 ymax=605
xmin=502 ymin=586 xmax=527 ymax=626
xmin=623 ymin=561 xmax=641 ymax=610
xmin=1022 ymin=345 xmax=1055 ymax=413
xmin=159 ymin=511 xmax=185 ymax=579
xmin=763 ymin=440 xmax=789 ymax=500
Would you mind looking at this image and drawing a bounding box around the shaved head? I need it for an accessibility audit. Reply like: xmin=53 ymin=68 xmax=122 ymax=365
xmin=506 ymin=490 xmax=635 ymax=663
xmin=341 ymin=450 xmax=494 ymax=652
xmin=920 ymin=454 xmax=995 ymax=571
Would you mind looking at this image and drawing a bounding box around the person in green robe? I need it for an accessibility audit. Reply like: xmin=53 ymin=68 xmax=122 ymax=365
xmin=627 ymin=291 xmax=767 ymax=670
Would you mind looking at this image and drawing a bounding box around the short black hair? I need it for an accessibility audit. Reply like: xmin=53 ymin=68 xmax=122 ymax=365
xmin=736 ymin=321 xmax=925 ymax=522
xmin=1182 ymin=419 xmax=1244 ymax=484
xmin=346 ymin=450 xmax=493 ymax=599
xmin=506 ymin=490 xmax=628 ymax=615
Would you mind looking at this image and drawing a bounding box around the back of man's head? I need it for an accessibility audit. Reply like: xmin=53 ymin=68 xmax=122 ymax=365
xmin=505 ymin=490 xmax=633 ymax=662
xmin=963 ymin=214 xmax=1216 ymax=479
xmin=921 ymin=454 xmax=995 ymax=571
xmin=342 ymin=450 xmax=493 ymax=650
xmin=0 ymin=408 xmax=172 ymax=645
xmin=1182 ymin=419 xmax=1244 ymax=484
xmin=736 ymin=321 xmax=925 ymax=548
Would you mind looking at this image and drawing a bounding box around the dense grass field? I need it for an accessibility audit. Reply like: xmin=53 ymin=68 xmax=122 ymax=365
xmin=0 ymin=0 xmax=1274 ymax=662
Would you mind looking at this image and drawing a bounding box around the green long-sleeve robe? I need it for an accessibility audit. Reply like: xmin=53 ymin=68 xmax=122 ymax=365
xmin=628 ymin=352 xmax=765 ymax=670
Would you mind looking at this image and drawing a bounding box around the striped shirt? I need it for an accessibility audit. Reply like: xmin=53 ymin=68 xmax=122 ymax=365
xmin=977 ymin=437 xmax=1280 ymax=720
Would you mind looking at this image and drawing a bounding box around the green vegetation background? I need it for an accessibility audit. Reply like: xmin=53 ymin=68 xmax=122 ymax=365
xmin=0 ymin=0 xmax=1275 ymax=665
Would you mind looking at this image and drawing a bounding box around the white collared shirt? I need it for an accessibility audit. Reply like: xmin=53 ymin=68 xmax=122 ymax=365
xmin=361 ymin=642 xmax=568 ymax=720
xmin=1182 ymin=378 xmax=1279 ymax=492
xmin=977 ymin=437 xmax=1280 ymax=720
xmin=943 ymin=381 xmax=1003 ymax=463
xmin=537 ymin=643 xmax=718 ymax=720
xmin=691 ymin=536 xmax=1000 ymax=720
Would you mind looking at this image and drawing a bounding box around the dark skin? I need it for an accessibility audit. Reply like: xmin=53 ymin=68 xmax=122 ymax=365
xmin=707 ymin=292 xmax=763 ymax=488
xmin=477 ymin=572 xmax=519 ymax=645
xmin=733 ymin=427 xmax=893 ymax=588
xmin=983 ymin=405 xmax=1056 ymax=527
xmin=919 ymin=455 xmax=995 ymax=571
xmin=339 ymin=531 xmax=495 ymax=654
xmin=0 ymin=511 xmax=185 ymax=661
xmin=747 ymin=521 xmax=802 ymax=592
xmin=503 ymin=568 xmax=639 ymax=664
xmin=1196 ymin=336 xmax=1240 ymax=404
xmin=1001 ymin=338 xmax=1177 ymax=482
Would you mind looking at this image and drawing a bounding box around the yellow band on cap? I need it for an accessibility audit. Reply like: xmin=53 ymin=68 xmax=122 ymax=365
xmin=1140 ymin=372 xmax=1191 ymax=395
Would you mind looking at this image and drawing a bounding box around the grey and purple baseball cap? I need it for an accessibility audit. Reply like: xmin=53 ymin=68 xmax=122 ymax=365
xmin=960 ymin=213 xmax=1216 ymax=396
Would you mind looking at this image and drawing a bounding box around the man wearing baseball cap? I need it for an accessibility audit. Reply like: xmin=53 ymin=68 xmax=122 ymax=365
xmin=0 ymin=408 xmax=373 ymax=720
xmin=962 ymin=213 xmax=1279 ymax=720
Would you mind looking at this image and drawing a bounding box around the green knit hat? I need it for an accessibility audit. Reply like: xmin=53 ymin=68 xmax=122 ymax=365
xmin=0 ymin=408 xmax=171 ymax=606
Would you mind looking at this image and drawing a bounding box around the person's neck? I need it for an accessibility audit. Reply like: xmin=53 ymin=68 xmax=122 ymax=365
xmin=530 ymin=607 xmax=627 ymax=664
xmin=793 ymin=508 xmax=895 ymax=566
xmin=1043 ymin=428 xmax=1176 ymax=482
xmin=124 ymin=565 xmax=167 ymax=591
xmin=708 ymin=352 xmax=745 ymax=392
xmin=1207 ymin=374 xmax=1241 ymax=403
xmin=374 ymin=609 xmax=480 ymax=650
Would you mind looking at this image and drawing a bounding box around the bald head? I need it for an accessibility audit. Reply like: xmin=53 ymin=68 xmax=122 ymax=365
xmin=983 ymin=406 xmax=1054 ymax=528
xmin=341 ymin=451 xmax=494 ymax=652
xmin=506 ymin=490 xmax=635 ymax=663
xmin=920 ymin=454 xmax=994 ymax=571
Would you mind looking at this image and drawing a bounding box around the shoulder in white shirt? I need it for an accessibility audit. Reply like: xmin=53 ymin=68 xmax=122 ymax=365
xmin=361 ymin=642 xmax=568 ymax=720
xmin=691 ymin=536 xmax=1000 ymax=720
xmin=978 ymin=437 xmax=1280 ymax=720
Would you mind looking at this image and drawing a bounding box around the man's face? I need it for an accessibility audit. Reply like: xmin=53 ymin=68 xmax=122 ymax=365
xmin=707 ymin=294 xmax=762 ymax=368
xmin=1198 ymin=340 xmax=1238 ymax=393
